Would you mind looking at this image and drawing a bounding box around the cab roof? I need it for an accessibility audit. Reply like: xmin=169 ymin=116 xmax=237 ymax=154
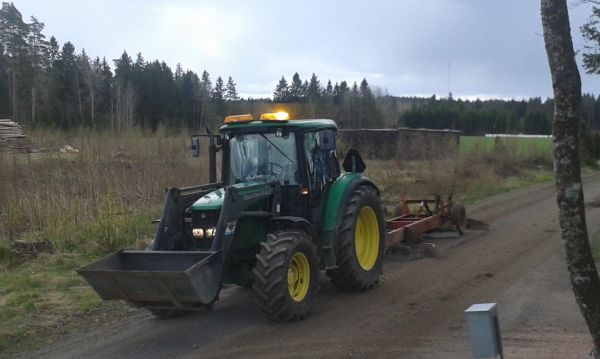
xmin=219 ymin=119 xmax=337 ymax=133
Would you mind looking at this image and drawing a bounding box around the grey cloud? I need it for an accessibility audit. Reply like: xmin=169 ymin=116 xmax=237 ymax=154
xmin=13 ymin=0 xmax=600 ymax=98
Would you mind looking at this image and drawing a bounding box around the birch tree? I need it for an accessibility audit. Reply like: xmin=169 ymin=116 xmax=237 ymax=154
xmin=541 ymin=1 xmax=600 ymax=357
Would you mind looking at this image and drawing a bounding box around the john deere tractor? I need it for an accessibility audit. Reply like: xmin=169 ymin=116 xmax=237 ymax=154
xmin=78 ymin=112 xmax=385 ymax=321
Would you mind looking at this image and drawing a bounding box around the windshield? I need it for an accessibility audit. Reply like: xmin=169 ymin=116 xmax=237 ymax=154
xmin=228 ymin=133 xmax=298 ymax=185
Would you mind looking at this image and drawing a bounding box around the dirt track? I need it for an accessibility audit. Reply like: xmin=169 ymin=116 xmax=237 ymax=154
xmin=27 ymin=174 xmax=600 ymax=359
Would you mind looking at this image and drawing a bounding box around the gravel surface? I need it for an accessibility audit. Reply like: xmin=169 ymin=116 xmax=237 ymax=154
xmin=25 ymin=174 xmax=600 ymax=359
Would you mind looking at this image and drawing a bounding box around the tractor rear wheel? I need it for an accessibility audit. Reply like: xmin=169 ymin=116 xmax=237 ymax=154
xmin=327 ymin=186 xmax=385 ymax=291
xmin=253 ymin=230 xmax=319 ymax=321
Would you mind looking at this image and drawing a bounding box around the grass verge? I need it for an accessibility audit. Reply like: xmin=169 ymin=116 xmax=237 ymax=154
xmin=0 ymin=253 xmax=135 ymax=355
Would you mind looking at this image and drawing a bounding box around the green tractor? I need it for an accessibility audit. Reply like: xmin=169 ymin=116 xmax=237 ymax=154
xmin=78 ymin=112 xmax=386 ymax=321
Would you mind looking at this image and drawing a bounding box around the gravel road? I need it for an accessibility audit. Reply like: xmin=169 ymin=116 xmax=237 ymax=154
xmin=27 ymin=174 xmax=600 ymax=359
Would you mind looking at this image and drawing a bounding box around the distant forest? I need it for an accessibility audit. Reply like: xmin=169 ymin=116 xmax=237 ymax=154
xmin=1 ymin=2 xmax=600 ymax=135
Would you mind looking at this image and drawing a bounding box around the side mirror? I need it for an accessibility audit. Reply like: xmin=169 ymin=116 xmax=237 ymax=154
xmin=320 ymin=130 xmax=336 ymax=151
xmin=191 ymin=137 xmax=200 ymax=157
xmin=342 ymin=149 xmax=366 ymax=173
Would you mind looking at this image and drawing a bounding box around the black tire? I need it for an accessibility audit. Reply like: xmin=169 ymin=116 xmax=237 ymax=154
xmin=252 ymin=230 xmax=319 ymax=322
xmin=451 ymin=203 xmax=466 ymax=234
xmin=327 ymin=185 xmax=385 ymax=291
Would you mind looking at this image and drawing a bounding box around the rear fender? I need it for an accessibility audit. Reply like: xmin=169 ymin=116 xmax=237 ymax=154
xmin=322 ymin=173 xmax=380 ymax=257
xmin=322 ymin=173 xmax=380 ymax=233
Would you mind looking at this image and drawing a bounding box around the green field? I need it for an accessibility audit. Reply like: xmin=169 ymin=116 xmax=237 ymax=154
xmin=460 ymin=136 xmax=553 ymax=158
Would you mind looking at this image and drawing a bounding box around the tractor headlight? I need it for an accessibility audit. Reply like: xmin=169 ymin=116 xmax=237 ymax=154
xmin=205 ymin=228 xmax=215 ymax=238
xmin=192 ymin=227 xmax=216 ymax=239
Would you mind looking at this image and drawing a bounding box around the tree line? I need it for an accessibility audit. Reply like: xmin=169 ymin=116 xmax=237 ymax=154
xmin=3 ymin=1 xmax=600 ymax=135
xmin=0 ymin=2 xmax=385 ymax=132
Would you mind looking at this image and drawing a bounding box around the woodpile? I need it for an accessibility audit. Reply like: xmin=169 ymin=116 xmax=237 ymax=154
xmin=0 ymin=119 xmax=37 ymax=153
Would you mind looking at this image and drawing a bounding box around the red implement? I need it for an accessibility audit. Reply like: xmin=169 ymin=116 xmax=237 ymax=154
xmin=385 ymin=194 xmax=465 ymax=250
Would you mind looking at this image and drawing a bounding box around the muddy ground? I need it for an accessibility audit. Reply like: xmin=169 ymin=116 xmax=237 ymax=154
xmin=23 ymin=174 xmax=600 ymax=359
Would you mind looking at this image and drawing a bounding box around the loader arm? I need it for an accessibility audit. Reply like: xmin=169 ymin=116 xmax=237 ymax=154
xmin=78 ymin=181 xmax=282 ymax=310
xmin=153 ymin=183 xmax=222 ymax=251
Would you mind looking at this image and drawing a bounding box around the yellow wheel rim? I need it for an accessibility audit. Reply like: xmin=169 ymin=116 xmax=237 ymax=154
xmin=355 ymin=206 xmax=379 ymax=271
xmin=288 ymin=252 xmax=310 ymax=302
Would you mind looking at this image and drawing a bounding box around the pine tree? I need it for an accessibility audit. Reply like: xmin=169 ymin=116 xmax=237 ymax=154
xmin=302 ymin=80 xmax=309 ymax=99
xmin=76 ymin=49 xmax=92 ymax=124
xmin=55 ymin=42 xmax=80 ymax=127
xmin=335 ymin=81 xmax=350 ymax=127
xmin=273 ymin=76 xmax=289 ymax=102
xmin=27 ymin=15 xmax=49 ymax=124
xmin=307 ymin=73 xmax=321 ymax=117
xmin=175 ymin=62 xmax=183 ymax=81
xmin=289 ymin=72 xmax=304 ymax=102
xmin=0 ymin=2 xmax=30 ymax=123
xmin=213 ymin=76 xmax=224 ymax=102
xmin=198 ymin=70 xmax=212 ymax=128
xmin=114 ymin=51 xmax=133 ymax=81
xmin=180 ymin=70 xmax=200 ymax=128
xmin=99 ymin=57 xmax=112 ymax=126
xmin=48 ymin=36 xmax=59 ymax=64
xmin=358 ymin=78 xmax=382 ymax=127
xmin=351 ymin=81 xmax=359 ymax=96
xmin=113 ymin=50 xmax=134 ymax=131
xmin=200 ymin=70 xmax=212 ymax=96
xmin=325 ymin=79 xmax=333 ymax=96
xmin=581 ymin=6 xmax=600 ymax=74
xmin=308 ymin=74 xmax=321 ymax=97
xmin=225 ymin=75 xmax=239 ymax=101
xmin=333 ymin=82 xmax=340 ymax=103
xmin=134 ymin=53 xmax=145 ymax=71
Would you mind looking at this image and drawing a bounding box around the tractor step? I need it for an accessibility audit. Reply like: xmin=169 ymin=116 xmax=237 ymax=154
xmin=77 ymin=250 xmax=223 ymax=309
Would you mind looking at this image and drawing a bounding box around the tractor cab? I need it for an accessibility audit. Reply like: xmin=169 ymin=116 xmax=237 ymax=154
xmin=215 ymin=113 xmax=341 ymax=220
xmin=188 ymin=113 xmax=342 ymax=237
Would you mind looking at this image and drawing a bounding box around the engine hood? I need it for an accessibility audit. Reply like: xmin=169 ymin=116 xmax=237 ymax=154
xmin=190 ymin=180 xmax=268 ymax=211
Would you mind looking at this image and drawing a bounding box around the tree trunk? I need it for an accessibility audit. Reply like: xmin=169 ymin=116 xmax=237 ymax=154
xmin=10 ymin=71 xmax=17 ymax=123
xmin=31 ymin=86 xmax=36 ymax=124
xmin=8 ymin=70 xmax=13 ymax=119
xmin=75 ymin=70 xmax=83 ymax=125
xmin=541 ymin=1 xmax=600 ymax=357
xmin=86 ymin=72 xmax=95 ymax=125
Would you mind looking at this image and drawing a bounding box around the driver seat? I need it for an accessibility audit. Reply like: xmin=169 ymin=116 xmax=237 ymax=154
xmin=279 ymin=163 xmax=296 ymax=185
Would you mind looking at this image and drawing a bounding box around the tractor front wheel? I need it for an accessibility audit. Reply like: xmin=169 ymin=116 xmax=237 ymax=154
xmin=327 ymin=186 xmax=385 ymax=291
xmin=253 ymin=230 xmax=319 ymax=321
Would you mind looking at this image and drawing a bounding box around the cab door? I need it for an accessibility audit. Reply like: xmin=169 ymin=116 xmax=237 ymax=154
xmin=302 ymin=130 xmax=340 ymax=225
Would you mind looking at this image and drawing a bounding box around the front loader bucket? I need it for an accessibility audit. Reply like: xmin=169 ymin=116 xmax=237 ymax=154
xmin=77 ymin=250 xmax=223 ymax=309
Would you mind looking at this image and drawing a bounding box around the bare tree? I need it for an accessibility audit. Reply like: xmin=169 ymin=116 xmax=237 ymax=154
xmin=541 ymin=0 xmax=600 ymax=357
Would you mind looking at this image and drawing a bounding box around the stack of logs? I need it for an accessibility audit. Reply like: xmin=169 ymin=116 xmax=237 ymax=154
xmin=0 ymin=119 xmax=37 ymax=153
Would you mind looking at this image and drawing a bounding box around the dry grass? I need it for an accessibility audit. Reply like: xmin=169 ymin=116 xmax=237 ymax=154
xmin=0 ymin=129 xmax=210 ymax=255
xmin=0 ymin=129 xmax=211 ymax=355
xmin=0 ymin=130 xmax=555 ymax=356
xmin=367 ymin=140 xmax=554 ymax=208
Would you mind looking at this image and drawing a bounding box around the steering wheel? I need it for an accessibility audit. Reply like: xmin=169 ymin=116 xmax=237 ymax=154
xmin=267 ymin=162 xmax=283 ymax=176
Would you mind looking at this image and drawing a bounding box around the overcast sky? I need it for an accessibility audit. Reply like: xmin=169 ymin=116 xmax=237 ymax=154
xmin=12 ymin=0 xmax=600 ymax=99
